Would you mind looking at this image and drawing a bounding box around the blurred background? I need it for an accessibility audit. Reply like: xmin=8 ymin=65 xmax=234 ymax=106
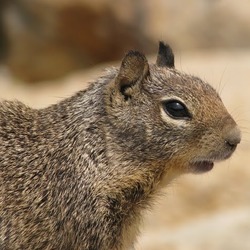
xmin=0 ymin=0 xmax=249 ymax=249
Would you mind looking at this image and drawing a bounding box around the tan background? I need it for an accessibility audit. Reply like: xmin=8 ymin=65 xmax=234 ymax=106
xmin=0 ymin=1 xmax=250 ymax=249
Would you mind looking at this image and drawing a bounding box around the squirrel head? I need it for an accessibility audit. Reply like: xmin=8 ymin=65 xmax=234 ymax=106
xmin=105 ymin=41 xmax=241 ymax=175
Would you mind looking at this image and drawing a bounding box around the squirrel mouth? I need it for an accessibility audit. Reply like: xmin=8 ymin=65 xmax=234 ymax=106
xmin=190 ymin=161 xmax=214 ymax=173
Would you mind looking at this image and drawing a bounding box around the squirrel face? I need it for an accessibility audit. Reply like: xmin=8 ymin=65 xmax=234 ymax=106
xmin=105 ymin=42 xmax=241 ymax=175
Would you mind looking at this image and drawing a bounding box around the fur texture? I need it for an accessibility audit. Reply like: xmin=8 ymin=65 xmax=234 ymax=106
xmin=0 ymin=42 xmax=241 ymax=249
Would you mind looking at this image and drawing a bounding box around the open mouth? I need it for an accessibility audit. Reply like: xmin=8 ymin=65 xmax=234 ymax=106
xmin=189 ymin=149 xmax=236 ymax=174
xmin=190 ymin=160 xmax=214 ymax=173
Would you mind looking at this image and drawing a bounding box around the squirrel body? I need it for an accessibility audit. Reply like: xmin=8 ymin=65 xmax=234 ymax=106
xmin=0 ymin=42 xmax=241 ymax=249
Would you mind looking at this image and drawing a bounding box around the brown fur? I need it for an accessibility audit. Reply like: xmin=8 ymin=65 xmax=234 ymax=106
xmin=0 ymin=42 xmax=241 ymax=249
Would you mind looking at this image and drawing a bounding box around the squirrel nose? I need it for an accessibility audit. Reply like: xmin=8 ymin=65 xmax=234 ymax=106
xmin=225 ymin=126 xmax=241 ymax=150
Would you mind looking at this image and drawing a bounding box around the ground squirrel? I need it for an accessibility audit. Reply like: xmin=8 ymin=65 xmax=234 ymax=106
xmin=0 ymin=42 xmax=241 ymax=250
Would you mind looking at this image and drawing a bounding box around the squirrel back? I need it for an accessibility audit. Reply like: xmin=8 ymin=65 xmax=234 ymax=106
xmin=0 ymin=42 xmax=241 ymax=250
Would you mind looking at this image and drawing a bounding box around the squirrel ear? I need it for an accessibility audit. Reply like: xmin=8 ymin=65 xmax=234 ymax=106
xmin=115 ymin=51 xmax=149 ymax=98
xmin=156 ymin=41 xmax=175 ymax=68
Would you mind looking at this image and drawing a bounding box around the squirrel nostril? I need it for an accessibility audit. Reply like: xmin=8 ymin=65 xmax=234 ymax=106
xmin=225 ymin=128 xmax=241 ymax=150
xmin=225 ymin=140 xmax=237 ymax=150
xmin=224 ymin=125 xmax=241 ymax=150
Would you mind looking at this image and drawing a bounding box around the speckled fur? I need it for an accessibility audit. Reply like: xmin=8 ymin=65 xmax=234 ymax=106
xmin=0 ymin=42 xmax=240 ymax=250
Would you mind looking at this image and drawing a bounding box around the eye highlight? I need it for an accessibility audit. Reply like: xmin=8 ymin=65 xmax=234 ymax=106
xmin=162 ymin=100 xmax=191 ymax=120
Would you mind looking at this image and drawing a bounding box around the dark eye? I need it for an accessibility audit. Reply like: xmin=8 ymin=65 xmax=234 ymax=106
xmin=162 ymin=100 xmax=191 ymax=120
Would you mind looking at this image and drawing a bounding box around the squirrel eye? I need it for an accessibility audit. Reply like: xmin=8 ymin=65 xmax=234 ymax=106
xmin=162 ymin=100 xmax=191 ymax=120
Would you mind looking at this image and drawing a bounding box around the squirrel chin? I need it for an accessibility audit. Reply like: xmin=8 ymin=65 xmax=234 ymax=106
xmin=190 ymin=161 xmax=214 ymax=174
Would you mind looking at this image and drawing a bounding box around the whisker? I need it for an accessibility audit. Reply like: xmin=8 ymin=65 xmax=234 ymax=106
xmin=216 ymin=66 xmax=228 ymax=95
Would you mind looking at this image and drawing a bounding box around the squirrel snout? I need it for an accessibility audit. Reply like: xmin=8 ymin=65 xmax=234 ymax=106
xmin=224 ymin=126 xmax=241 ymax=150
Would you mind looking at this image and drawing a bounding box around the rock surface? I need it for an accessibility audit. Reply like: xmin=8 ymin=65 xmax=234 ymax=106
xmin=0 ymin=0 xmax=153 ymax=82
xmin=1 ymin=0 xmax=250 ymax=82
